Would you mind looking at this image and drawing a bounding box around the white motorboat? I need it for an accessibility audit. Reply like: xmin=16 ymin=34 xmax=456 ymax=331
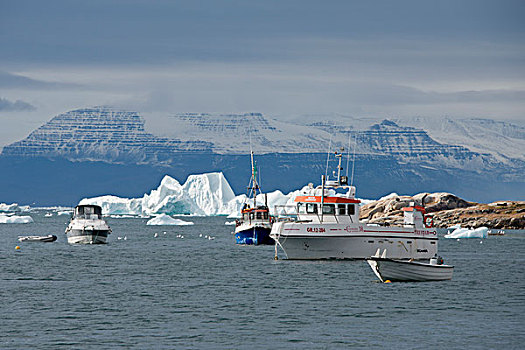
xmin=366 ymin=249 xmax=454 ymax=282
xmin=271 ymin=150 xmax=438 ymax=260
xmin=65 ymin=205 xmax=111 ymax=244
xmin=18 ymin=235 xmax=57 ymax=242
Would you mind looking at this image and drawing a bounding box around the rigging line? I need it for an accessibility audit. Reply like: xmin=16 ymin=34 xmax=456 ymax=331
xmin=324 ymin=135 xmax=332 ymax=181
xmin=350 ymin=132 xmax=358 ymax=187
xmin=346 ymin=131 xmax=351 ymax=178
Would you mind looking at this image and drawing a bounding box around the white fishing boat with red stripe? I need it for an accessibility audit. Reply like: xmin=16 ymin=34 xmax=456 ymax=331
xmin=270 ymin=150 xmax=438 ymax=260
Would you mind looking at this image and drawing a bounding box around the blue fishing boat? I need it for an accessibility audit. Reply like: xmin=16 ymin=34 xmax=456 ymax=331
xmin=234 ymin=151 xmax=274 ymax=245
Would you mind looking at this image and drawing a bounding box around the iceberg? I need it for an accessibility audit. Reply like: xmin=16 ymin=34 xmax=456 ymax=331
xmin=0 ymin=215 xmax=34 ymax=224
xmin=0 ymin=203 xmax=30 ymax=213
xmin=79 ymin=172 xmax=380 ymax=218
xmin=146 ymin=214 xmax=194 ymax=226
xmin=444 ymin=227 xmax=489 ymax=239
xmin=80 ymin=172 xmax=237 ymax=217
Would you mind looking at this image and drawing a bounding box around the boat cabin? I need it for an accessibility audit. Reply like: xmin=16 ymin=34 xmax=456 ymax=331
xmin=402 ymin=204 xmax=429 ymax=228
xmin=294 ymin=194 xmax=361 ymax=224
xmin=74 ymin=205 xmax=103 ymax=220
xmin=240 ymin=205 xmax=270 ymax=224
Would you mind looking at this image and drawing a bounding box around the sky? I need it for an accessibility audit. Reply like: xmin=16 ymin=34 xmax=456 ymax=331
xmin=0 ymin=0 xmax=524 ymax=147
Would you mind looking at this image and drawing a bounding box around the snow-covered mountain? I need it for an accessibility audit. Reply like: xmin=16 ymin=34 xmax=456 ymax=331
xmin=393 ymin=117 xmax=525 ymax=163
xmin=2 ymin=107 xmax=213 ymax=163
xmin=4 ymin=107 xmax=519 ymax=171
xmin=1 ymin=106 xmax=523 ymax=204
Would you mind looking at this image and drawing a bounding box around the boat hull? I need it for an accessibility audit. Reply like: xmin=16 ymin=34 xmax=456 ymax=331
xmin=367 ymin=258 xmax=454 ymax=282
xmin=271 ymin=223 xmax=438 ymax=260
xmin=66 ymin=229 xmax=109 ymax=244
xmin=235 ymin=226 xmax=273 ymax=245
xmin=18 ymin=235 xmax=57 ymax=243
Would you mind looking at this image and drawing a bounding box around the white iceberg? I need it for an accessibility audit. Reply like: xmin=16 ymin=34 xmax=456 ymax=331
xmin=79 ymin=171 xmax=383 ymax=218
xmin=0 ymin=215 xmax=34 ymax=224
xmin=444 ymin=227 xmax=488 ymax=239
xmin=0 ymin=203 xmax=30 ymax=213
xmin=80 ymin=172 xmax=237 ymax=217
xmin=146 ymin=214 xmax=194 ymax=226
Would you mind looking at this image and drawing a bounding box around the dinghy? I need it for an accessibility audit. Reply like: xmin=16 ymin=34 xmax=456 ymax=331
xmin=366 ymin=249 xmax=454 ymax=282
xmin=18 ymin=235 xmax=58 ymax=243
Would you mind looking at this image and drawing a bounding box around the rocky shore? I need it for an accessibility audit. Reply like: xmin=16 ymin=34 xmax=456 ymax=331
xmin=359 ymin=192 xmax=525 ymax=229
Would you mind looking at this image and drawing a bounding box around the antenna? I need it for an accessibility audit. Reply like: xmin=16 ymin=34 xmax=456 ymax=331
xmin=324 ymin=135 xmax=332 ymax=181
xmin=350 ymin=132 xmax=358 ymax=186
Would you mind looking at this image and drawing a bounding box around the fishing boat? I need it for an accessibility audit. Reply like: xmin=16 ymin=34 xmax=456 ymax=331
xmin=65 ymin=205 xmax=111 ymax=244
xmin=18 ymin=235 xmax=57 ymax=242
xmin=366 ymin=249 xmax=454 ymax=282
xmin=234 ymin=151 xmax=273 ymax=245
xmin=271 ymin=149 xmax=438 ymax=259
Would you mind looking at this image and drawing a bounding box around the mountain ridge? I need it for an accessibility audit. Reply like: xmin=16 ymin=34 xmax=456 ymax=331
xmin=1 ymin=106 xmax=523 ymax=204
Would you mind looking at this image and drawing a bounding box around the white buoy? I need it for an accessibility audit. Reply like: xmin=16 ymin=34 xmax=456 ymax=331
xmin=199 ymin=234 xmax=202 ymax=237
xmin=124 ymin=236 xmax=127 ymax=240
xmin=154 ymin=233 xmax=158 ymax=238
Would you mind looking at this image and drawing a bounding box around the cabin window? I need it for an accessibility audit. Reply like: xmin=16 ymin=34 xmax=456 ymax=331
xmin=322 ymin=204 xmax=335 ymax=215
xmin=347 ymin=204 xmax=355 ymax=215
xmin=243 ymin=213 xmax=249 ymax=221
xmin=256 ymin=212 xmax=262 ymax=220
xmin=297 ymin=203 xmax=307 ymax=214
xmin=338 ymin=204 xmax=346 ymax=215
xmin=306 ymin=203 xmax=318 ymax=214
xmin=249 ymin=212 xmax=254 ymax=220
xmin=263 ymin=212 xmax=268 ymax=220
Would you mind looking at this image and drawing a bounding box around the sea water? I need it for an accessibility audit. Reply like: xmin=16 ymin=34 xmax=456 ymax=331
xmin=1 ymin=213 xmax=524 ymax=349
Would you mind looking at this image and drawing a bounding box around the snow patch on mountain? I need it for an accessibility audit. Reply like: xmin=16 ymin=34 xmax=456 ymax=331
xmin=394 ymin=117 xmax=525 ymax=162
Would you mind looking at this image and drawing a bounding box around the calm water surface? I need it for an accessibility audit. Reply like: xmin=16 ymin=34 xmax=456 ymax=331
xmin=1 ymin=213 xmax=524 ymax=349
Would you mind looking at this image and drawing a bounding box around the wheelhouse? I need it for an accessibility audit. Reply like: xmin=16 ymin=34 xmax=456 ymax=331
xmin=294 ymin=195 xmax=360 ymax=224
xmin=74 ymin=205 xmax=103 ymax=219
xmin=241 ymin=206 xmax=270 ymax=223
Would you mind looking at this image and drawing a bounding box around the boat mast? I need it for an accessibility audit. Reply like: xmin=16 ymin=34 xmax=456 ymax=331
xmin=251 ymin=150 xmax=258 ymax=208
xmin=335 ymin=149 xmax=343 ymax=184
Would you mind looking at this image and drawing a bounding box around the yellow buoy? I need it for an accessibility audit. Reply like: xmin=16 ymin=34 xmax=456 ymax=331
xmin=15 ymin=246 xmax=20 ymax=250
xmin=384 ymin=280 xmax=391 ymax=284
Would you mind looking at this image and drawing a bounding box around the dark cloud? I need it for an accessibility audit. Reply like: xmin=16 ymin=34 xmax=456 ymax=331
xmin=0 ymin=97 xmax=36 ymax=111
xmin=1 ymin=0 xmax=523 ymax=66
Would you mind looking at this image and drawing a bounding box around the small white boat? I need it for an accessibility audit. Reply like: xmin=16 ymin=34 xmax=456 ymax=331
xmin=366 ymin=249 xmax=454 ymax=282
xmin=18 ymin=235 xmax=57 ymax=242
xmin=65 ymin=205 xmax=111 ymax=244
